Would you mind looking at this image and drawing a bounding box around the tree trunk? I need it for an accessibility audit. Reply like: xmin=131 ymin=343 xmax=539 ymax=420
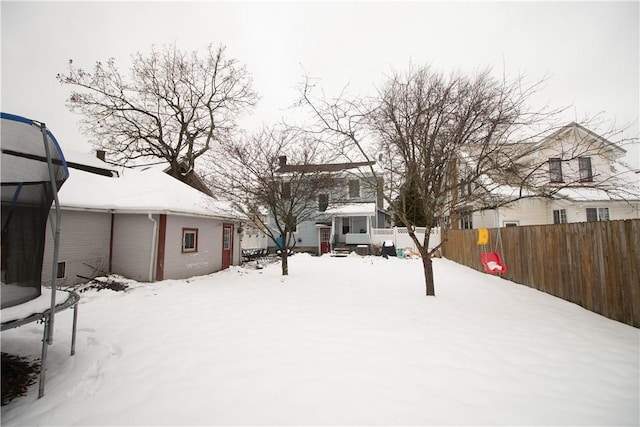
xmin=422 ymin=254 xmax=435 ymax=296
xmin=408 ymin=226 xmax=436 ymax=297
xmin=281 ymin=251 xmax=289 ymax=276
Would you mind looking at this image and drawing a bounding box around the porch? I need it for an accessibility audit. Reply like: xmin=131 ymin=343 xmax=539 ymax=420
xmin=321 ymin=203 xmax=378 ymax=254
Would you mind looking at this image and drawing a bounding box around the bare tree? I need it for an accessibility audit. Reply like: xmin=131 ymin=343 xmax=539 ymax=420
xmin=209 ymin=126 xmax=341 ymax=276
xmin=57 ymin=43 xmax=257 ymax=178
xmin=300 ymin=66 xmax=567 ymax=296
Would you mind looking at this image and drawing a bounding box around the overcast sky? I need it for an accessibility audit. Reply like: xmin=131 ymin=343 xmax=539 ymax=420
xmin=2 ymin=1 xmax=639 ymax=166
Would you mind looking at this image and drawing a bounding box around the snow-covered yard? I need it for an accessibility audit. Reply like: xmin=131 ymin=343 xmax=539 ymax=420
xmin=1 ymin=254 xmax=638 ymax=426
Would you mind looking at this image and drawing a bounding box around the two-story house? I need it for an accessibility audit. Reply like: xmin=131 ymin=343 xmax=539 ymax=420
xmin=454 ymin=122 xmax=640 ymax=229
xmin=265 ymin=157 xmax=389 ymax=255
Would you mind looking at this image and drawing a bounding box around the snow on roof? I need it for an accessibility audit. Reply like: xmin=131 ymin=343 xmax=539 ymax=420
xmin=59 ymin=166 xmax=242 ymax=220
xmin=555 ymin=187 xmax=640 ymax=202
xmin=324 ymin=202 xmax=376 ymax=215
xmin=487 ymin=184 xmax=536 ymax=199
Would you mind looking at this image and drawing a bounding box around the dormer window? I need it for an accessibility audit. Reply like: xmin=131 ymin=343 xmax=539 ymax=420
xmin=579 ymin=157 xmax=593 ymax=182
xmin=549 ymin=158 xmax=563 ymax=183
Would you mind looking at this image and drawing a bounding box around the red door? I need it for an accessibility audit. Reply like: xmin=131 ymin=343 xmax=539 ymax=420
xmin=319 ymin=227 xmax=331 ymax=254
xmin=222 ymin=224 xmax=233 ymax=269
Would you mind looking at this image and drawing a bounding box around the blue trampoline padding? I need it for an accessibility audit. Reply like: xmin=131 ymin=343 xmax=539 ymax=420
xmin=1 ymin=112 xmax=69 ymax=179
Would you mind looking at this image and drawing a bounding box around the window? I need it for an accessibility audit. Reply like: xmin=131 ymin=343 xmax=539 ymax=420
xmin=56 ymin=261 xmax=66 ymax=279
xmin=460 ymin=212 xmax=473 ymax=230
xmin=348 ymin=179 xmax=360 ymax=198
xmin=553 ymin=209 xmax=567 ymax=224
xmin=459 ymin=180 xmax=473 ymax=197
xmin=549 ymin=158 xmax=563 ymax=183
xmin=318 ymin=194 xmax=328 ymax=212
xmin=281 ymin=181 xmax=291 ymax=199
xmin=223 ymin=227 xmax=231 ymax=250
xmin=182 ymin=228 xmax=198 ymax=252
xmin=342 ymin=217 xmax=350 ymax=234
xmin=579 ymin=157 xmax=593 ymax=182
xmin=586 ymin=208 xmax=609 ymax=222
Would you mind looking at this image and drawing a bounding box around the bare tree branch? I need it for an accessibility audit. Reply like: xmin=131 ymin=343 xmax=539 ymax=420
xmin=57 ymin=43 xmax=258 ymax=177
xmin=208 ymin=125 xmax=343 ymax=276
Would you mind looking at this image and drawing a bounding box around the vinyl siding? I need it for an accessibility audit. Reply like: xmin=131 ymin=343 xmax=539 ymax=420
xmin=111 ymin=214 xmax=155 ymax=282
xmin=472 ymin=199 xmax=548 ymax=229
xmin=42 ymin=210 xmax=111 ymax=286
xmin=162 ymin=215 xmax=223 ymax=279
xmin=292 ymin=218 xmax=323 ymax=249
xmin=571 ymin=202 xmax=640 ymax=222
xmin=498 ymin=199 xmax=549 ymax=226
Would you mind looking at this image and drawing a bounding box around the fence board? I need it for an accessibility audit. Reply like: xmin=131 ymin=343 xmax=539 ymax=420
xmin=442 ymin=219 xmax=640 ymax=328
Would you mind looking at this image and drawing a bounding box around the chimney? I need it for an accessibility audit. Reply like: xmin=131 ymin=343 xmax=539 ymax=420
xmin=278 ymin=156 xmax=287 ymax=167
xmin=96 ymin=150 xmax=106 ymax=161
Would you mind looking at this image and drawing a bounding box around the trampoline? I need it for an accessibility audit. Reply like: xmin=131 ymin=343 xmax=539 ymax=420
xmin=1 ymin=112 xmax=79 ymax=398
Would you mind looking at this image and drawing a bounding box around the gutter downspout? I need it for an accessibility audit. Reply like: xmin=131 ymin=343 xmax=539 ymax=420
xmin=148 ymin=214 xmax=157 ymax=282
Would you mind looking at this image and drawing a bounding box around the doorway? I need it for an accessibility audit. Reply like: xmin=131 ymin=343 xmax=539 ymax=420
xmin=319 ymin=227 xmax=331 ymax=254
xmin=222 ymin=224 xmax=233 ymax=269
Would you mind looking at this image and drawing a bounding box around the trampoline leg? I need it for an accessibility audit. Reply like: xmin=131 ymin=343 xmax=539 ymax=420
xmin=38 ymin=315 xmax=51 ymax=399
xmin=71 ymin=304 xmax=79 ymax=356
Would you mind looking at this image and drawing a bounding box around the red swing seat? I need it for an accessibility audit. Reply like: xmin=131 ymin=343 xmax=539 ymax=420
xmin=481 ymin=252 xmax=507 ymax=275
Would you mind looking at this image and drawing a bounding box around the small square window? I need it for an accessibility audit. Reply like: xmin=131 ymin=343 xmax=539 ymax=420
xmin=460 ymin=212 xmax=473 ymax=230
xmin=182 ymin=228 xmax=198 ymax=252
xmin=553 ymin=209 xmax=567 ymax=224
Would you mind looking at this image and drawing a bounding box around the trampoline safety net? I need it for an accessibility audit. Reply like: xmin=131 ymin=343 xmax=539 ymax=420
xmin=1 ymin=112 xmax=69 ymax=309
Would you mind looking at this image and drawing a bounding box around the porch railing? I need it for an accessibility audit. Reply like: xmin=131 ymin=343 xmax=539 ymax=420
xmin=345 ymin=233 xmax=371 ymax=245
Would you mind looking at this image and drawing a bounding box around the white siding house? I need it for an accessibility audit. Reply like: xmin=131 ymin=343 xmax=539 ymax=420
xmin=43 ymin=157 xmax=242 ymax=286
xmin=457 ymin=123 xmax=640 ymax=229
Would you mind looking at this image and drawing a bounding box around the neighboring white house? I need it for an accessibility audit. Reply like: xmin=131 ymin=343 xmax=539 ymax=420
xmin=42 ymin=154 xmax=243 ymax=286
xmin=457 ymin=123 xmax=640 ymax=229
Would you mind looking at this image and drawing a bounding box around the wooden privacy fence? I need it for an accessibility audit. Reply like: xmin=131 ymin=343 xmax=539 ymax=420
xmin=442 ymin=219 xmax=640 ymax=328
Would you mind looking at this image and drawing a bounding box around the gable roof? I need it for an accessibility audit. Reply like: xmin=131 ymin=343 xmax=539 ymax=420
xmin=58 ymin=166 xmax=242 ymax=220
xmin=456 ymin=123 xmax=639 ymax=203
xmin=534 ymin=122 xmax=626 ymax=157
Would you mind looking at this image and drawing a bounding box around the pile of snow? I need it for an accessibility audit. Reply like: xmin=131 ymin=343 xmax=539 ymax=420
xmin=1 ymin=255 xmax=638 ymax=426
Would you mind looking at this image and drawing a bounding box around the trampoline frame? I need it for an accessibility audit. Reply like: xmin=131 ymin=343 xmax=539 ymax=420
xmin=1 ymin=291 xmax=80 ymax=398
xmin=1 ymin=112 xmax=78 ymax=399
